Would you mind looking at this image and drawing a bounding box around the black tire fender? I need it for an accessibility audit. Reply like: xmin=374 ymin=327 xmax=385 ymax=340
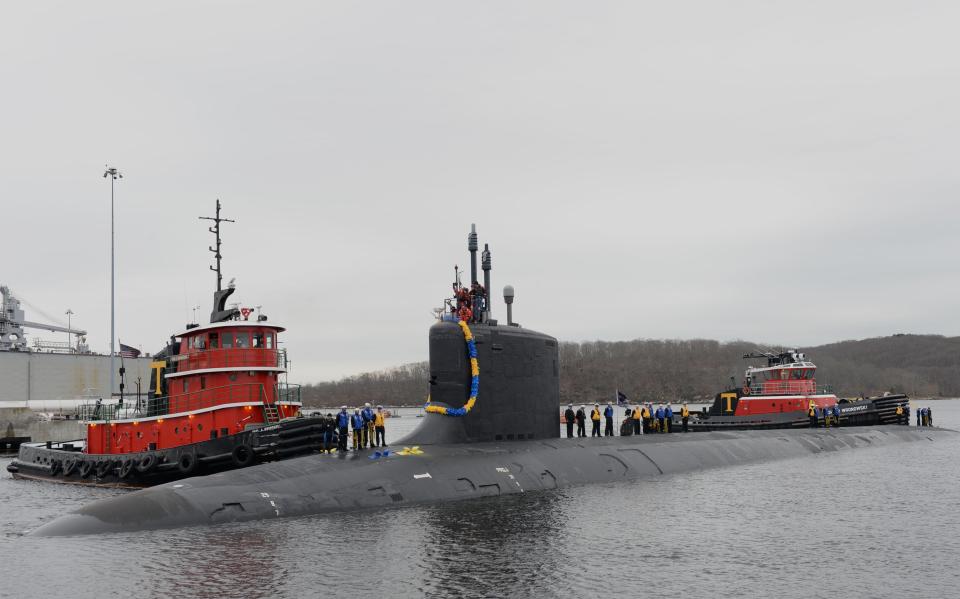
xmin=63 ymin=459 xmax=78 ymax=476
xmin=177 ymin=452 xmax=198 ymax=475
xmin=49 ymin=460 xmax=62 ymax=477
xmin=136 ymin=454 xmax=158 ymax=473
xmin=95 ymin=460 xmax=113 ymax=479
xmin=231 ymin=444 xmax=255 ymax=468
xmin=78 ymin=460 xmax=94 ymax=478
xmin=118 ymin=459 xmax=135 ymax=479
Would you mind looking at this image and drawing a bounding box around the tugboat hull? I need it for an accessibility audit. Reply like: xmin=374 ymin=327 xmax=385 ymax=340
xmin=690 ymin=394 xmax=910 ymax=431
xmin=6 ymin=417 xmax=329 ymax=488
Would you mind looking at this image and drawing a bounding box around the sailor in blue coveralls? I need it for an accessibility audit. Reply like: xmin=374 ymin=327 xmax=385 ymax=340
xmin=603 ymin=403 xmax=615 ymax=436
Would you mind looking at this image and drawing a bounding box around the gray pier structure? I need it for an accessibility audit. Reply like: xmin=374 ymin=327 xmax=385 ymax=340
xmin=1 ymin=285 xmax=154 ymax=445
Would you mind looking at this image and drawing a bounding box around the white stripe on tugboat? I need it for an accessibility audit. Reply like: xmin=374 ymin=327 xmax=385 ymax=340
xmin=84 ymin=401 xmax=302 ymax=425
xmin=164 ymin=366 xmax=286 ymax=379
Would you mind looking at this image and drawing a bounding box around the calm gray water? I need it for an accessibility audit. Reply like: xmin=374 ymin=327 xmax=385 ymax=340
xmin=2 ymin=401 xmax=958 ymax=599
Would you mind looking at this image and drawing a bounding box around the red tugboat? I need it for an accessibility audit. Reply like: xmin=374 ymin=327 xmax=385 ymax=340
xmin=7 ymin=202 xmax=323 ymax=486
xmin=691 ymin=349 xmax=910 ymax=430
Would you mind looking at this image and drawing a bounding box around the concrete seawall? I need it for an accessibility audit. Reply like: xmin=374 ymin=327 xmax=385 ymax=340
xmin=1 ymin=407 xmax=85 ymax=445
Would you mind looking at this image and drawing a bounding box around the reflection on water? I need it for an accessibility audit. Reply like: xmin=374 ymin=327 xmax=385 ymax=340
xmin=417 ymin=493 xmax=567 ymax=597
xmin=1 ymin=401 xmax=959 ymax=598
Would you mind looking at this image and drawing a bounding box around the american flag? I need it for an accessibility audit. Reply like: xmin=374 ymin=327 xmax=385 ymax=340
xmin=119 ymin=342 xmax=141 ymax=359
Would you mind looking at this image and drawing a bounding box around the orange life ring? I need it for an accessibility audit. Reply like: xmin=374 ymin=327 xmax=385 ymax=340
xmin=742 ymin=386 xmax=751 ymax=396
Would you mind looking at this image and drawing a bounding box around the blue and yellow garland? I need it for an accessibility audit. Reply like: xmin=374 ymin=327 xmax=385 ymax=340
xmin=424 ymin=319 xmax=479 ymax=417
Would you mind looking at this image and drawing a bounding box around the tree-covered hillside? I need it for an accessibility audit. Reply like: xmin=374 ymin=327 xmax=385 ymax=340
xmin=300 ymin=334 xmax=960 ymax=407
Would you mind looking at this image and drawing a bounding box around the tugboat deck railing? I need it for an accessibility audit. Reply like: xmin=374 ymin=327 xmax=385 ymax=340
xmin=78 ymin=382 xmax=302 ymax=421
xmin=749 ymin=381 xmax=834 ymax=396
xmin=170 ymin=348 xmax=285 ymax=371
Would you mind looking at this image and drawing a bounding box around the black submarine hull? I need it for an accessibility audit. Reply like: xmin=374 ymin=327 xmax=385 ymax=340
xmin=29 ymin=421 xmax=948 ymax=536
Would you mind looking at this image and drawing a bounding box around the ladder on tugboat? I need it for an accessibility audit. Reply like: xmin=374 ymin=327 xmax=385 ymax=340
xmin=262 ymin=403 xmax=281 ymax=424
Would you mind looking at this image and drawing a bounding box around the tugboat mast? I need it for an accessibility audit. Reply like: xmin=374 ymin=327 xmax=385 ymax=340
xmin=199 ymin=199 xmax=235 ymax=292
xmin=201 ymin=200 xmax=241 ymax=324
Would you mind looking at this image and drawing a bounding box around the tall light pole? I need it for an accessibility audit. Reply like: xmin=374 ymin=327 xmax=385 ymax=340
xmin=103 ymin=165 xmax=122 ymax=398
xmin=65 ymin=309 xmax=74 ymax=352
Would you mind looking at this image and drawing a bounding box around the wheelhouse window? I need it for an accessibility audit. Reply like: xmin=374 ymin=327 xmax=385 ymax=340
xmin=235 ymin=332 xmax=249 ymax=349
xmin=266 ymin=333 xmax=274 ymax=349
xmin=209 ymin=333 xmax=219 ymax=349
xmin=222 ymin=332 xmax=234 ymax=348
xmin=253 ymin=333 xmax=264 ymax=348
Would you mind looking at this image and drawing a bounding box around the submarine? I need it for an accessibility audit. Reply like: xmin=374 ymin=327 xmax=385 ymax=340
xmin=29 ymin=226 xmax=951 ymax=537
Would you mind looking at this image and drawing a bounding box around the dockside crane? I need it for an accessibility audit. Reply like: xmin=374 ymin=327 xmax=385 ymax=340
xmin=0 ymin=285 xmax=88 ymax=352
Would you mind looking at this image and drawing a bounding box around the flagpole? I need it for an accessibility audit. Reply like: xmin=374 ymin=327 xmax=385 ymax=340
xmin=103 ymin=166 xmax=122 ymax=400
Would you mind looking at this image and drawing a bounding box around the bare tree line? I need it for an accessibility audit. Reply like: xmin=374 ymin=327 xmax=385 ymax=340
xmin=301 ymin=334 xmax=960 ymax=407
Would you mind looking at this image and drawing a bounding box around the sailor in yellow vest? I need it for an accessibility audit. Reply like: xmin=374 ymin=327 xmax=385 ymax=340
xmin=641 ymin=404 xmax=651 ymax=434
xmin=374 ymin=405 xmax=387 ymax=447
xmin=632 ymin=405 xmax=642 ymax=435
xmin=895 ymin=404 xmax=904 ymax=425
xmin=808 ymin=403 xmax=817 ymax=428
xmin=681 ymin=403 xmax=690 ymax=432
xmin=591 ymin=403 xmax=602 ymax=437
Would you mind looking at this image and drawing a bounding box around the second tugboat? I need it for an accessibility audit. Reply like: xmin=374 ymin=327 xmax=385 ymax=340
xmin=691 ymin=350 xmax=910 ymax=430
xmin=7 ymin=201 xmax=322 ymax=486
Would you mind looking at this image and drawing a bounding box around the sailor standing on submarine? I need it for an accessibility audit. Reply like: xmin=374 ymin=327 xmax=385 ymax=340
xmin=564 ymin=404 xmax=576 ymax=438
xmin=374 ymin=406 xmax=387 ymax=447
xmin=604 ymin=402 xmax=615 ymax=436
xmin=336 ymin=407 xmax=350 ymax=452
xmin=361 ymin=403 xmax=375 ymax=447
xmin=351 ymin=408 xmax=364 ymax=451
xmin=591 ymin=403 xmax=602 ymax=437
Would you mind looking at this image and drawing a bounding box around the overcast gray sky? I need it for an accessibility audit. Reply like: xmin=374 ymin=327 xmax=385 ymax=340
xmin=2 ymin=1 xmax=958 ymax=383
